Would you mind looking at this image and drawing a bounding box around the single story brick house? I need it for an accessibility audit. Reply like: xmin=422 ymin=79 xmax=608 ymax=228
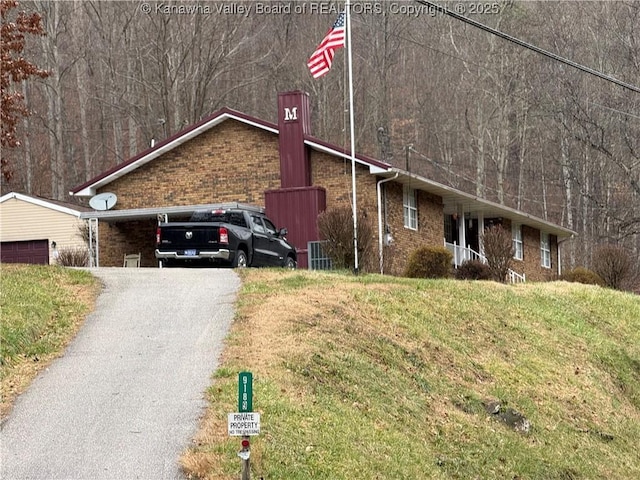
xmin=70 ymin=91 xmax=575 ymax=280
xmin=0 ymin=192 xmax=89 ymax=264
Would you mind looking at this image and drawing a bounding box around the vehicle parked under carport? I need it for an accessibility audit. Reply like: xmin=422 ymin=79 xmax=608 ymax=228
xmin=155 ymin=204 xmax=297 ymax=268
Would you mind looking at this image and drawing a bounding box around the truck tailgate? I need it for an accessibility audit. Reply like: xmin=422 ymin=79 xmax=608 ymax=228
xmin=158 ymin=224 xmax=221 ymax=252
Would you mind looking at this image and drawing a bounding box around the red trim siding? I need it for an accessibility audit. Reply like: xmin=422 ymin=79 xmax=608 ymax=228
xmin=265 ymin=186 xmax=327 ymax=269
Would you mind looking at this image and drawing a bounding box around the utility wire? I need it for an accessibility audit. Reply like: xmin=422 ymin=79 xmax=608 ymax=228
xmin=391 ymin=29 xmax=640 ymax=121
xmin=414 ymin=0 xmax=640 ymax=94
xmin=406 ymin=145 xmax=574 ymax=210
xmin=586 ymin=101 xmax=640 ymax=121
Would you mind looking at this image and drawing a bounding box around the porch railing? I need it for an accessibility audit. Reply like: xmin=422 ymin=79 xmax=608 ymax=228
xmin=445 ymin=240 xmax=525 ymax=284
xmin=508 ymin=269 xmax=526 ymax=284
xmin=445 ymin=241 xmax=484 ymax=266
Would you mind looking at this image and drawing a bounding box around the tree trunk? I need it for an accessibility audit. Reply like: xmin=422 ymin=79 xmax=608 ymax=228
xmin=40 ymin=0 xmax=65 ymax=200
xmin=21 ymin=82 xmax=33 ymax=193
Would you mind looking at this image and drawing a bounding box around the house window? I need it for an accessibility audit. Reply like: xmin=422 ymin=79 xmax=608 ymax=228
xmin=512 ymin=224 xmax=523 ymax=260
xmin=541 ymin=232 xmax=551 ymax=268
xmin=444 ymin=215 xmax=455 ymax=243
xmin=403 ymin=186 xmax=418 ymax=230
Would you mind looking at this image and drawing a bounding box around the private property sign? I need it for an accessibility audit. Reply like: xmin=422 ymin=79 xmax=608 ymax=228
xmin=228 ymin=412 xmax=261 ymax=436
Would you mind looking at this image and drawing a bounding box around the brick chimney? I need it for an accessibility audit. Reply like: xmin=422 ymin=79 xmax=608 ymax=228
xmin=266 ymin=91 xmax=326 ymax=269
xmin=277 ymin=91 xmax=311 ymax=188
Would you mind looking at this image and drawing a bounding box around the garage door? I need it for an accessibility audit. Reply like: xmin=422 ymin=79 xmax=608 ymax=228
xmin=1 ymin=240 xmax=49 ymax=265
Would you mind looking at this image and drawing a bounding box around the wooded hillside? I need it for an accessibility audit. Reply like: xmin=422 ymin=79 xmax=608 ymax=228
xmin=2 ymin=0 xmax=639 ymax=268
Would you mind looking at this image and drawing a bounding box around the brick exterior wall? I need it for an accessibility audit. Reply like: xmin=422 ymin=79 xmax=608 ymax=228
xmin=99 ymin=220 xmax=157 ymax=267
xmin=102 ymin=122 xmax=281 ymax=209
xmin=381 ymin=182 xmax=444 ymax=276
xmin=502 ymin=219 xmax=558 ymax=282
xmin=519 ymin=225 xmax=558 ymax=281
xmin=310 ymin=151 xmax=444 ymax=275
xmin=310 ymin=151 xmax=378 ymax=211
xmin=309 ymin=151 xmax=381 ymax=272
xmin=97 ymin=121 xmax=281 ymax=266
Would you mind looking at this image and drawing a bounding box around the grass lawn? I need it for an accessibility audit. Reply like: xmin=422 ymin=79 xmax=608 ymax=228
xmin=2 ymin=265 xmax=637 ymax=478
xmin=0 ymin=264 xmax=100 ymax=419
xmin=182 ymin=269 xmax=640 ymax=480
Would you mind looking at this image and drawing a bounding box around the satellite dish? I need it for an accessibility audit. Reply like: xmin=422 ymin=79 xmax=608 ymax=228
xmin=89 ymin=192 xmax=118 ymax=211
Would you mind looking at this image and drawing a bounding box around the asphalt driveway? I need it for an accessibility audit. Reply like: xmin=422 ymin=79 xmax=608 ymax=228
xmin=1 ymin=267 xmax=240 ymax=480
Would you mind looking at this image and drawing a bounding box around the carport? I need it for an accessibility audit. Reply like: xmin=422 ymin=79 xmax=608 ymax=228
xmin=81 ymin=203 xmax=263 ymax=267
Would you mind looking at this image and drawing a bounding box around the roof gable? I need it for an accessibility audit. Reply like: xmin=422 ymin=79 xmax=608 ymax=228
xmin=70 ymin=106 xmax=394 ymax=197
xmin=70 ymin=108 xmax=279 ymax=196
xmin=0 ymin=192 xmax=88 ymax=216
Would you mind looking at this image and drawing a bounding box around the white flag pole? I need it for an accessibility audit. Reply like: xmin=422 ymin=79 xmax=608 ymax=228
xmin=345 ymin=0 xmax=359 ymax=274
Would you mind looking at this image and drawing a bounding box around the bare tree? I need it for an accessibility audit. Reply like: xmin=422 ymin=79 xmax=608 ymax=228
xmin=3 ymin=0 xmax=638 ymax=267
xmin=0 ymin=0 xmax=48 ymax=182
xmin=482 ymin=225 xmax=514 ymax=283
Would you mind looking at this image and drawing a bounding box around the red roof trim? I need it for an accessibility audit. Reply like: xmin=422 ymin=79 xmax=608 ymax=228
xmin=70 ymin=107 xmax=279 ymax=195
xmin=303 ymin=134 xmax=391 ymax=170
xmin=70 ymin=105 xmax=391 ymax=196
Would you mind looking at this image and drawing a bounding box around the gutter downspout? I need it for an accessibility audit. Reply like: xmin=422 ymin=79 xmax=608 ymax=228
xmin=377 ymin=173 xmax=399 ymax=274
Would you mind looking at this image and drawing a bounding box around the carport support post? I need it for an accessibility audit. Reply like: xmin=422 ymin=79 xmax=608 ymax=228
xmin=89 ymin=218 xmax=99 ymax=267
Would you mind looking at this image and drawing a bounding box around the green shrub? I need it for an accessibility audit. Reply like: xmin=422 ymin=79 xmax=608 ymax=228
xmin=455 ymin=259 xmax=492 ymax=280
xmin=561 ymin=267 xmax=604 ymax=286
xmin=404 ymin=246 xmax=452 ymax=279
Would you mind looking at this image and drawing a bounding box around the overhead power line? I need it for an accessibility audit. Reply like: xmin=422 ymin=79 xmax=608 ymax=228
xmin=586 ymin=101 xmax=640 ymax=121
xmin=414 ymin=0 xmax=640 ymax=94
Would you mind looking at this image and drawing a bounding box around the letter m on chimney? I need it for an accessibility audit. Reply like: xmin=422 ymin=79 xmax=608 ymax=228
xmin=284 ymin=106 xmax=298 ymax=121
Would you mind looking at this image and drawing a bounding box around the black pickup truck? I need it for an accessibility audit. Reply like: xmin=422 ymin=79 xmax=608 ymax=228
xmin=155 ymin=205 xmax=296 ymax=268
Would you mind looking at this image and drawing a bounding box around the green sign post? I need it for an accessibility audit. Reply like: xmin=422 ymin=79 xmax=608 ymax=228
xmin=237 ymin=372 xmax=253 ymax=480
xmin=238 ymin=371 xmax=253 ymax=412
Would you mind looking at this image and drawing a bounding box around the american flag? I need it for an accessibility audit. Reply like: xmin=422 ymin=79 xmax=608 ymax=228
xmin=307 ymin=12 xmax=346 ymax=79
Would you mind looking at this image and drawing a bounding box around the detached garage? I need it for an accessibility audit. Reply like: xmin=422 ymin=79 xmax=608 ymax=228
xmin=0 ymin=192 xmax=89 ymax=265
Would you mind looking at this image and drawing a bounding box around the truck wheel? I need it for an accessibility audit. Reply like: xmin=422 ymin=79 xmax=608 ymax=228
xmin=234 ymin=250 xmax=248 ymax=268
xmin=285 ymin=256 xmax=296 ymax=269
